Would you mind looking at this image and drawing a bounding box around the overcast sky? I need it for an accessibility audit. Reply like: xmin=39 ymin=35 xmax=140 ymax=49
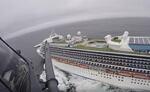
xmin=0 ymin=0 xmax=150 ymax=39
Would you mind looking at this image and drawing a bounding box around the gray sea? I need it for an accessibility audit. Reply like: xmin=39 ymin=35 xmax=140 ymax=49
xmin=5 ymin=17 xmax=150 ymax=92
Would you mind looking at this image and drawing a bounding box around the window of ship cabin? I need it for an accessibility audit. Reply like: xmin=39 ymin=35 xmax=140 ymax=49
xmin=125 ymin=68 xmax=128 ymax=71
xmin=99 ymin=64 xmax=101 ymax=67
xmin=144 ymin=70 xmax=146 ymax=73
xmin=138 ymin=70 xmax=141 ymax=73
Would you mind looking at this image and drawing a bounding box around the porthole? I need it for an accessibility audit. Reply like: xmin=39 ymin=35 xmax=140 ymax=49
xmin=105 ymin=65 xmax=108 ymax=68
xmin=146 ymin=71 xmax=149 ymax=74
xmin=115 ymin=67 xmax=117 ymax=69
xmin=135 ymin=79 xmax=137 ymax=81
xmin=147 ymin=84 xmax=149 ymax=86
xmin=102 ymin=65 xmax=105 ymax=67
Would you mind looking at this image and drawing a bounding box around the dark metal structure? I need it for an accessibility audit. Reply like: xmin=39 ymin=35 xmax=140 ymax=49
xmin=44 ymin=42 xmax=58 ymax=92
xmin=0 ymin=37 xmax=59 ymax=92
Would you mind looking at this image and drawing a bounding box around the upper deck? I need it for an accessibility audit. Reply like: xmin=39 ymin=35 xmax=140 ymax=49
xmin=50 ymin=42 xmax=150 ymax=59
xmin=41 ymin=31 xmax=150 ymax=57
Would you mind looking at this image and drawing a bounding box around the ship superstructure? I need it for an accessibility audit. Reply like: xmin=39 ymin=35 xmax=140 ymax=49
xmin=36 ymin=31 xmax=150 ymax=91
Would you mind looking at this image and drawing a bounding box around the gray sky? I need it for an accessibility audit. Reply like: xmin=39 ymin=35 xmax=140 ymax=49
xmin=0 ymin=0 xmax=150 ymax=39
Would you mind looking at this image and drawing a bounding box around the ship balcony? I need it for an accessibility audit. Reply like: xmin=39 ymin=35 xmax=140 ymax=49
xmin=53 ymin=52 xmax=150 ymax=70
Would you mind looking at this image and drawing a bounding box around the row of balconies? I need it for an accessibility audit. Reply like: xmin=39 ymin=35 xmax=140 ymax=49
xmin=58 ymin=55 xmax=150 ymax=75
xmin=49 ymin=47 xmax=150 ymax=65
xmin=51 ymin=52 xmax=150 ymax=70
xmin=51 ymin=52 xmax=150 ymax=65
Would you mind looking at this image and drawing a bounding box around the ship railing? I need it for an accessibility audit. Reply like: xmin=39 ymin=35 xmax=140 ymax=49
xmin=52 ymin=52 xmax=150 ymax=70
xmin=50 ymin=49 xmax=149 ymax=68
xmin=50 ymin=46 xmax=150 ymax=64
xmin=52 ymin=54 xmax=150 ymax=73
xmin=52 ymin=55 xmax=150 ymax=79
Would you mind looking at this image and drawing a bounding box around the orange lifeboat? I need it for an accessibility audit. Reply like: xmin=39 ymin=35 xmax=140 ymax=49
xmin=105 ymin=69 xmax=114 ymax=74
xmin=118 ymin=71 xmax=132 ymax=77
xmin=132 ymin=72 xmax=149 ymax=79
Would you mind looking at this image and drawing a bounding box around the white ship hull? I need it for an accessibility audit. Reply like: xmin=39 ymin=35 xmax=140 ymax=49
xmin=52 ymin=58 xmax=150 ymax=91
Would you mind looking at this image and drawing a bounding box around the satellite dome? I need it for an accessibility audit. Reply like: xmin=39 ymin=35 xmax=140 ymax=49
xmin=124 ymin=31 xmax=129 ymax=36
xmin=77 ymin=31 xmax=81 ymax=36
xmin=104 ymin=35 xmax=112 ymax=42
xmin=67 ymin=34 xmax=71 ymax=39
xmin=59 ymin=35 xmax=64 ymax=40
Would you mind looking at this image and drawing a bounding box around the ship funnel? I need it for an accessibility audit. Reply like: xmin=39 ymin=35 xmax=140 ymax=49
xmin=77 ymin=31 xmax=81 ymax=36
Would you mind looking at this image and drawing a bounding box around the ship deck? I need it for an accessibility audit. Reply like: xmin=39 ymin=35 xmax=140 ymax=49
xmin=51 ymin=36 xmax=150 ymax=57
xmin=50 ymin=42 xmax=150 ymax=59
xmin=74 ymin=45 xmax=150 ymax=57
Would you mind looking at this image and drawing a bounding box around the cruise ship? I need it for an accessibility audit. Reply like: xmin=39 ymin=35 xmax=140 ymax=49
xmin=35 ymin=31 xmax=150 ymax=91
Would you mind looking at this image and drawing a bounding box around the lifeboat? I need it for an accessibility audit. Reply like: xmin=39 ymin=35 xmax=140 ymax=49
xmin=105 ymin=69 xmax=115 ymax=74
xmin=79 ymin=64 xmax=89 ymax=69
xmin=118 ymin=71 xmax=132 ymax=77
xmin=132 ymin=72 xmax=149 ymax=79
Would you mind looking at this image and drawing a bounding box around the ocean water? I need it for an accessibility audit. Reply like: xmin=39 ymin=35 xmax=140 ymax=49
xmin=6 ymin=17 xmax=150 ymax=92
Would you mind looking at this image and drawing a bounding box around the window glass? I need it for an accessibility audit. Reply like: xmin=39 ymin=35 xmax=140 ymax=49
xmin=0 ymin=82 xmax=10 ymax=92
xmin=0 ymin=40 xmax=30 ymax=92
